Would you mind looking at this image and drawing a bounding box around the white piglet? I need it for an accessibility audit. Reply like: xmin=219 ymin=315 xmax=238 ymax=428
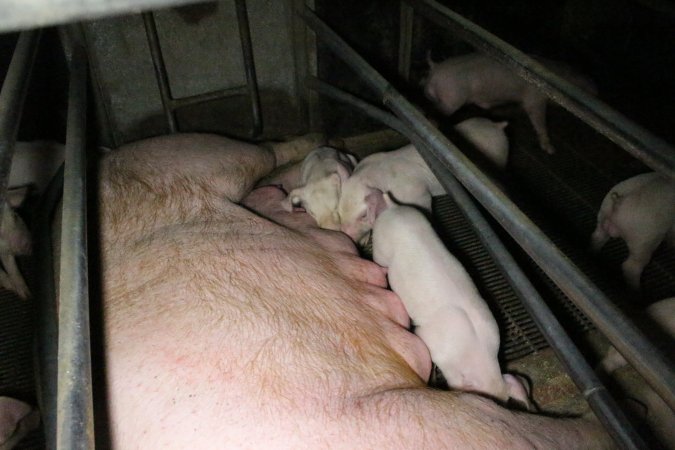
xmin=372 ymin=193 xmax=530 ymax=407
xmin=591 ymin=172 xmax=675 ymax=289
xmin=282 ymin=146 xmax=357 ymax=230
xmin=339 ymin=144 xmax=443 ymax=245
xmin=453 ymin=118 xmax=509 ymax=169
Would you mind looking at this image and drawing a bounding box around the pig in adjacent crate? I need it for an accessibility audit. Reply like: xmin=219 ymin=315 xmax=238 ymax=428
xmin=424 ymin=52 xmax=597 ymax=155
xmin=590 ymin=172 xmax=675 ymax=289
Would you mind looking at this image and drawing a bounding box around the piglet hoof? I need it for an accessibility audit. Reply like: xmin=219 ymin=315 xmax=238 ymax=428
xmin=504 ymin=373 xmax=535 ymax=412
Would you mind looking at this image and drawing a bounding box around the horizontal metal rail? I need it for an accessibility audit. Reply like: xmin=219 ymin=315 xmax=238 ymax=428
xmin=306 ymin=78 xmax=646 ymax=449
xmin=405 ymin=0 xmax=675 ymax=180
xmin=142 ymin=0 xmax=263 ymax=137
xmin=0 ymin=30 xmax=42 ymax=217
xmin=298 ymin=5 xmax=675 ymax=416
xmin=0 ymin=0 xmax=206 ymax=33
xmin=56 ymin=43 xmax=94 ymax=450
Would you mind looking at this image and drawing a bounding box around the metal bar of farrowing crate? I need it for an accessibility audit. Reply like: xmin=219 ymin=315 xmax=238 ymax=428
xmin=298 ymin=5 xmax=675 ymax=414
xmin=234 ymin=0 xmax=263 ymax=138
xmin=405 ymin=0 xmax=675 ymax=181
xmin=34 ymin=164 xmax=64 ymax=450
xmin=397 ymin=1 xmax=414 ymax=81
xmin=305 ymin=77 xmax=646 ymax=449
xmin=56 ymin=43 xmax=95 ymax=450
xmin=142 ymin=11 xmax=178 ymax=133
xmin=0 ymin=30 xmax=42 ymax=218
xmin=142 ymin=1 xmax=262 ymax=137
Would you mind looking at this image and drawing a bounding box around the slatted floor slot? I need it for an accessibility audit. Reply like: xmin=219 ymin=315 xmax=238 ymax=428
xmin=432 ymin=196 xmax=550 ymax=361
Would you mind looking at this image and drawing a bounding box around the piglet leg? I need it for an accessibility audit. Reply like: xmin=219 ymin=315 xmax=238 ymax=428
xmin=523 ymin=98 xmax=555 ymax=155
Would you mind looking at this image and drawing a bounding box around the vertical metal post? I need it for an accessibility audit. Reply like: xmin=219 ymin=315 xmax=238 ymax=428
xmin=397 ymin=1 xmax=414 ymax=81
xmin=56 ymin=43 xmax=95 ymax=449
xmin=0 ymin=31 xmax=41 ymax=215
xmin=234 ymin=0 xmax=263 ymax=138
xmin=142 ymin=11 xmax=178 ymax=133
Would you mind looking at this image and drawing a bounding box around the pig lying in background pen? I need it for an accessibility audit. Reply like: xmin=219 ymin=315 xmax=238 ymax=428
xmin=339 ymin=144 xmax=443 ymax=245
xmin=372 ymin=192 xmax=531 ymax=408
xmin=424 ymin=52 xmax=597 ymax=155
xmin=591 ymin=172 xmax=675 ymax=289
xmin=98 ymin=132 xmax=610 ymax=448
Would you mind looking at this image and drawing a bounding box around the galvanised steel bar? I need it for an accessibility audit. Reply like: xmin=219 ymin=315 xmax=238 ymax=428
xmin=142 ymin=12 xmax=178 ymax=133
xmin=406 ymin=0 xmax=675 ymax=180
xmin=169 ymin=86 xmax=249 ymax=109
xmin=234 ymin=0 xmax=263 ymax=138
xmin=306 ymin=78 xmax=646 ymax=449
xmin=298 ymin=5 xmax=675 ymax=413
xmin=0 ymin=0 xmax=206 ymax=33
xmin=0 ymin=30 xmax=42 ymax=218
xmin=56 ymin=44 xmax=95 ymax=450
xmin=34 ymin=164 xmax=64 ymax=450
xmin=397 ymin=1 xmax=414 ymax=81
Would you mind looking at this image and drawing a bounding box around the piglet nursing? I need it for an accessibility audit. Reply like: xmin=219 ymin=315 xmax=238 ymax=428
xmin=282 ymin=146 xmax=357 ymax=230
xmin=372 ymin=193 xmax=530 ymax=407
xmin=424 ymin=52 xmax=596 ymax=154
xmin=591 ymin=172 xmax=675 ymax=289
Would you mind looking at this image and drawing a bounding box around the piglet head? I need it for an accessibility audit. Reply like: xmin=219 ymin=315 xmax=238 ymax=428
xmin=282 ymin=169 xmax=348 ymax=231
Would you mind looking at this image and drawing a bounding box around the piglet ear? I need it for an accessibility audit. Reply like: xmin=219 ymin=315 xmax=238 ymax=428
xmin=6 ymin=186 xmax=29 ymax=208
xmin=364 ymin=188 xmax=386 ymax=226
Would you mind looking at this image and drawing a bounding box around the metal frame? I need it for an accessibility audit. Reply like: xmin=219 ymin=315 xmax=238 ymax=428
xmin=141 ymin=0 xmax=263 ymax=137
xmin=0 ymin=27 xmax=93 ymax=449
xmin=55 ymin=38 xmax=94 ymax=450
xmin=298 ymin=5 xmax=674 ymax=448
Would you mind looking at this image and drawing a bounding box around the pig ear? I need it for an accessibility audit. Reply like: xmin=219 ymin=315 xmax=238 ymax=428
xmin=426 ymin=50 xmax=435 ymax=69
xmin=6 ymin=186 xmax=30 ymax=208
xmin=282 ymin=188 xmax=304 ymax=212
xmin=497 ymin=121 xmax=509 ymax=130
xmin=365 ymin=188 xmax=386 ymax=225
